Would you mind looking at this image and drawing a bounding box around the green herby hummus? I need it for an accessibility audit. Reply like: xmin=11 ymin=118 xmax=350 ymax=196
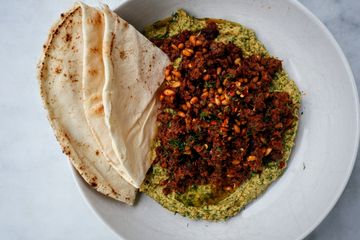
xmin=140 ymin=10 xmax=301 ymax=221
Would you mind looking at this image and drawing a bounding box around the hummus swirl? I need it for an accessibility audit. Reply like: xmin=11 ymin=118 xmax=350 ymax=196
xmin=141 ymin=10 xmax=301 ymax=221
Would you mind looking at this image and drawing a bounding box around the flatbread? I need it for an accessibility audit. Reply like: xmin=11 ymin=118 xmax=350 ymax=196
xmin=102 ymin=7 xmax=170 ymax=188
xmin=37 ymin=3 xmax=137 ymax=204
xmin=80 ymin=4 xmax=133 ymax=185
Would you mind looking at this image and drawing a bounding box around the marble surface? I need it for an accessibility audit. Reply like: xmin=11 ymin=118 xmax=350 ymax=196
xmin=0 ymin=0 xmax=358 ymax=239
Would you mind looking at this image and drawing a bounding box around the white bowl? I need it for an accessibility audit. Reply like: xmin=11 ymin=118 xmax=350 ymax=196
xmin=74 ymin=0 xmax=360 ymax=239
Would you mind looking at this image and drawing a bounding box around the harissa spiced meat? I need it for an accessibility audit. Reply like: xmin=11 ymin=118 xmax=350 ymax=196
xmin=151 ymin=22 xmax=295 ymax=195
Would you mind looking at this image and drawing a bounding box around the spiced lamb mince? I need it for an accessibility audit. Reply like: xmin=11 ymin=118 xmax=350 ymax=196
xmin=141 ymin=10 xmax=301 ymax=220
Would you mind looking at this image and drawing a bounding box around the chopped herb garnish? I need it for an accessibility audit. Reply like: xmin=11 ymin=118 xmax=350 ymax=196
xmin=169 ymin=138 xmax=186 ymax=152
xmin=204 ymin=81 xmax=216 ymax=88
xmin=164 ymin=108 xmax=177 ymax=116
xmin=224 ymin=73 xmax=236 ymax=79
xmin=199 ymin=111 xmax=209 ymax=121
xmin=199 ymin=111 xmax=220 ymax=122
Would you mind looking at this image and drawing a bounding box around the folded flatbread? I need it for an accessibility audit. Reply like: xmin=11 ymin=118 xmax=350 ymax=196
xmin=81 ymin=3 xmax=131 ymax=185
xmin=101 ymin=7 xmax=170 ymax=188
xmin=37 ymin=3 xmax=137 ymax=204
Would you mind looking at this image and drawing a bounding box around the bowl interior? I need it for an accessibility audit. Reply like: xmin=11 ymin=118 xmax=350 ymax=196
xmin=76 ymin=0 xmax=359 ymax=239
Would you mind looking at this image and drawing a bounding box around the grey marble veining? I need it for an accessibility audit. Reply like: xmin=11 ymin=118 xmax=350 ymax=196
xmin=0 ymin=0 xmax=359 ymax=239
xmin=300 ymin=0 xmax=360 ymax=239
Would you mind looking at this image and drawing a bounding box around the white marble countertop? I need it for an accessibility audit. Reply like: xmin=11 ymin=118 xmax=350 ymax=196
xmin=0 ymin=0 xmax=359 ymax=239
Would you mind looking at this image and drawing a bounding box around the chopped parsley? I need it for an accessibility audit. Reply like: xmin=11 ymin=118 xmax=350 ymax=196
xmin=204 ymin=81 xmax=216 ymax=88
xmin=164 ymin=108 xmax=177 ymax=116
xmin=169 ymin=138 xmax=186 ymax=152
